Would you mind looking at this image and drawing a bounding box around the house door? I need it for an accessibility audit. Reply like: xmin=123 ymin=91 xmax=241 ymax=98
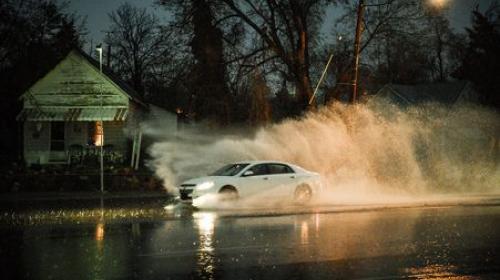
xmin=50 ymin=122 xmax=66 ymax=162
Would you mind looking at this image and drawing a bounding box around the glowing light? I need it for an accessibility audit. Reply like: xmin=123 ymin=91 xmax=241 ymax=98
xmin=95 ymin=221 xmax=105 ymax=241
xmin=164 ymin=204 xmax=175 ymax=211
xmin=94 ymin=121 xmax=104 ymax=146
xmin=196 ymin=181 xmax=215 ymax=191
xmin=428 ymin=0 xmax=449 ymax=9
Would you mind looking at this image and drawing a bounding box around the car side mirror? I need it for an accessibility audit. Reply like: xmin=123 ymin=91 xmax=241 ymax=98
xmin=242 ymin=170 xmax=254 ymax=177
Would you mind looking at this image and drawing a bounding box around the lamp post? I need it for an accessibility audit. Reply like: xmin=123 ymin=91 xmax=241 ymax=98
xmin=95 ymin=45 xmax=104 ymax=194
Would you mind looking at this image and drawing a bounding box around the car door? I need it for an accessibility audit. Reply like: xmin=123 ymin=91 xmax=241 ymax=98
xmin=236 ymin=164 xmax=274 ymax=198
xmin=266 ymin=164 xmax=297 ymax=197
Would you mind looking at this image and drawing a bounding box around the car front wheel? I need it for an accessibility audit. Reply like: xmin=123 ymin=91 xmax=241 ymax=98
xmin=219 ymin=186 xmax=238 ymax=201
xmin=294 ymin=184 xmax=312 ymax=204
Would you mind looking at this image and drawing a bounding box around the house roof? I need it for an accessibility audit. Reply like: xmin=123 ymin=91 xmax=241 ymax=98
xmin=72 ymin=48 xmax=146 ymax=107
xmin=17 ymin=48 xmax=149 ymax=122
xmin=377 ymin=81 xmax=471 ymax=105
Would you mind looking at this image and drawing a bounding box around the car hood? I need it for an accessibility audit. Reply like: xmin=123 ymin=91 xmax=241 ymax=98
xmin=180 ymin=176 xmax=225 ymax=186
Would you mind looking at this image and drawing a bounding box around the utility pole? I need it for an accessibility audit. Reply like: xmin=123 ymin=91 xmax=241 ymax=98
xmin=351 ymin=0 xmax=365 ymax=104
xmin=96 ymin=45 xmax=104 ymax=194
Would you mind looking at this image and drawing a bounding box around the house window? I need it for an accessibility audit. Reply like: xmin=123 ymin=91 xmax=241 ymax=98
xmin=50 ymin=122 xmax=65 ymax=151
xmin=88 ymin=121 xmax=104 ymax=146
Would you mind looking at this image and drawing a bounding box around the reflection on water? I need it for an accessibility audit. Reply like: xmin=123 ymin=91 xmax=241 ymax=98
xmin=314 ymin=213 xmax=320 ymax=235
xmin=2 ymin=206 xmax=498 ymax=279
xmin=93 ymin=199 xmax=105 ymax=280
xmin=405 ymin=264 xmax=478 ymax=280
xmin=95 ymin=221 xmax=105 ymax=242
xmin=193 ymin=212 xmax=217 ymax=279
xmin=92 ymin=222 xmax=105 ymax=280
xmin=300 ymin=220 xmax=309 ymax=245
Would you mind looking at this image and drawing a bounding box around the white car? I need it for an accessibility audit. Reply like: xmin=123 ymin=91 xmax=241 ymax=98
xmin=177 ymin=161 xmax=322 ymax=205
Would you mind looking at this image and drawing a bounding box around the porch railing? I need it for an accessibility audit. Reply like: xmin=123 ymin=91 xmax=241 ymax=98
xmin=67 ymin=144 xmax=124 ymax=166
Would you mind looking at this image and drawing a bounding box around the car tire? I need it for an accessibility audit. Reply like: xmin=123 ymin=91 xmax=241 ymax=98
xmin=219 ymin=186 xmax=238 ymax=201
xmin=294 ymin=184 xmax=312 ymax=204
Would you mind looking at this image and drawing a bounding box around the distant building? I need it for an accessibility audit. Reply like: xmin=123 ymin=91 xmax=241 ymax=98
xmin=372 ymin=81 xmax=479 ymax=107
xmin=16 ymin=49 xmax=147 ymax=166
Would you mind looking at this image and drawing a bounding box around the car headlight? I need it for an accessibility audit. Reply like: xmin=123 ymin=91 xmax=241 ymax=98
xmin=195 ymin=181 xmax=214 ymax=191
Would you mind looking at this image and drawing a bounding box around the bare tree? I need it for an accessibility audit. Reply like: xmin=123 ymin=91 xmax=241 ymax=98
xmin=190 ymin=0 xmax=232 ymax=125
xmin=105 ymin=3 xmax=169 ymax=96
xmin=423 ymin=9 xmax=455 ymax=82
xmin=248 ymin=69 xmax=272 ymax=126
xmin=219 ymin=0 xmax=341 ymax=111
xmin=455 ymin=5 xmax=500 ymax=109
xmin=157 ymin=0 xmax=234 ymax=124
xmin=337 ymin=0 xmax=460 ymax=84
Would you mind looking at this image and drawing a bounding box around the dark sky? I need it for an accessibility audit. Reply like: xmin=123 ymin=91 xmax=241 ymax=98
xmin=66 ymin=0 xmax=498 ymax=48
xmin=66 ymin=0 xmax=164 ymax=49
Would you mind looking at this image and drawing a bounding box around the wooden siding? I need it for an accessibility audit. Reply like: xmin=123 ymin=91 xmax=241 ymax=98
xmin=22 ymin=50 xmax=129 ymax=108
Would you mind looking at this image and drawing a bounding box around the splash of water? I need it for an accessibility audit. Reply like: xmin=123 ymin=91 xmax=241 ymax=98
xmin=146 ymin=102 xmax=499 ymax=204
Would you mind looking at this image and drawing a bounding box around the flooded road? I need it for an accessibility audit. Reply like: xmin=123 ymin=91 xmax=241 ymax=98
xmin=1 ymin=201 xmax=500 ymax=279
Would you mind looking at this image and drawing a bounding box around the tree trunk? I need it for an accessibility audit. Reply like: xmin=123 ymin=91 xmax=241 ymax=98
xmin=293 ymin=15 xmax=312 ymax=109
xmin=190 ymin=0 xmax=231 ymax=125
xmin=437 ymin=37 xmax=444 ymax=81
xmin=295 ymin=65 xmax=313 ymax=109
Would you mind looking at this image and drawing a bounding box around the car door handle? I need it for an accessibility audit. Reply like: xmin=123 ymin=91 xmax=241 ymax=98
xmin=290 ymin=176 xmax=295 ymax=179
xmin=263 ymin=177 xmax=268 ymax=180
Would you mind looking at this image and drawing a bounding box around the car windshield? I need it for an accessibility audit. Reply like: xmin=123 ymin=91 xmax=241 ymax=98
xmin=210 ymin=163 xmax=249 ymax=176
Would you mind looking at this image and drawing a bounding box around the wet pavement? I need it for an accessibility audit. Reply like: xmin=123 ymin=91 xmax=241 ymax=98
xmin=1 ymin=201 xmax=500 ymax=279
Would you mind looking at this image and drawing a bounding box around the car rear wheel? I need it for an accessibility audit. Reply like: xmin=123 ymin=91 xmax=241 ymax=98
xmin=219 ymin=186 xmax=238 ymax=201
xmin=294 ymin=184 xmax=312 ymax=204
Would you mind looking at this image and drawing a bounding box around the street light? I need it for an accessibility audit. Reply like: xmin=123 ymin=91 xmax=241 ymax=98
xmin=428 ymin=0 xmax=449 ymax=9
xmin=95 ymin=45 xmax=104 ymax=194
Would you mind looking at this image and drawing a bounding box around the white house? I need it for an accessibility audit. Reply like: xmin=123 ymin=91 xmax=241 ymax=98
xmin=17 ymin=49 xmax=147 ymax=166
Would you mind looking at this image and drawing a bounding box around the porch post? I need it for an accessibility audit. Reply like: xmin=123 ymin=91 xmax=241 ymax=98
xmin=130 ymin=131 xmax=137 ymax=168
xmin=134 ymin=131 xmax=142 ymax=170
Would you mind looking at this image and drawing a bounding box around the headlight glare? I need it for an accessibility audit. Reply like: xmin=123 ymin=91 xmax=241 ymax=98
xmin=196 ymin=181 xmax=214 ymax=190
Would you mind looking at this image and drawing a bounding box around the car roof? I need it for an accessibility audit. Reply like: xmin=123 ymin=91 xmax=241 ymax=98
xmin=234 ymin=160 xmax=293 ymax=166
xmin=230 ymin=161 xmax=310 ymax=174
